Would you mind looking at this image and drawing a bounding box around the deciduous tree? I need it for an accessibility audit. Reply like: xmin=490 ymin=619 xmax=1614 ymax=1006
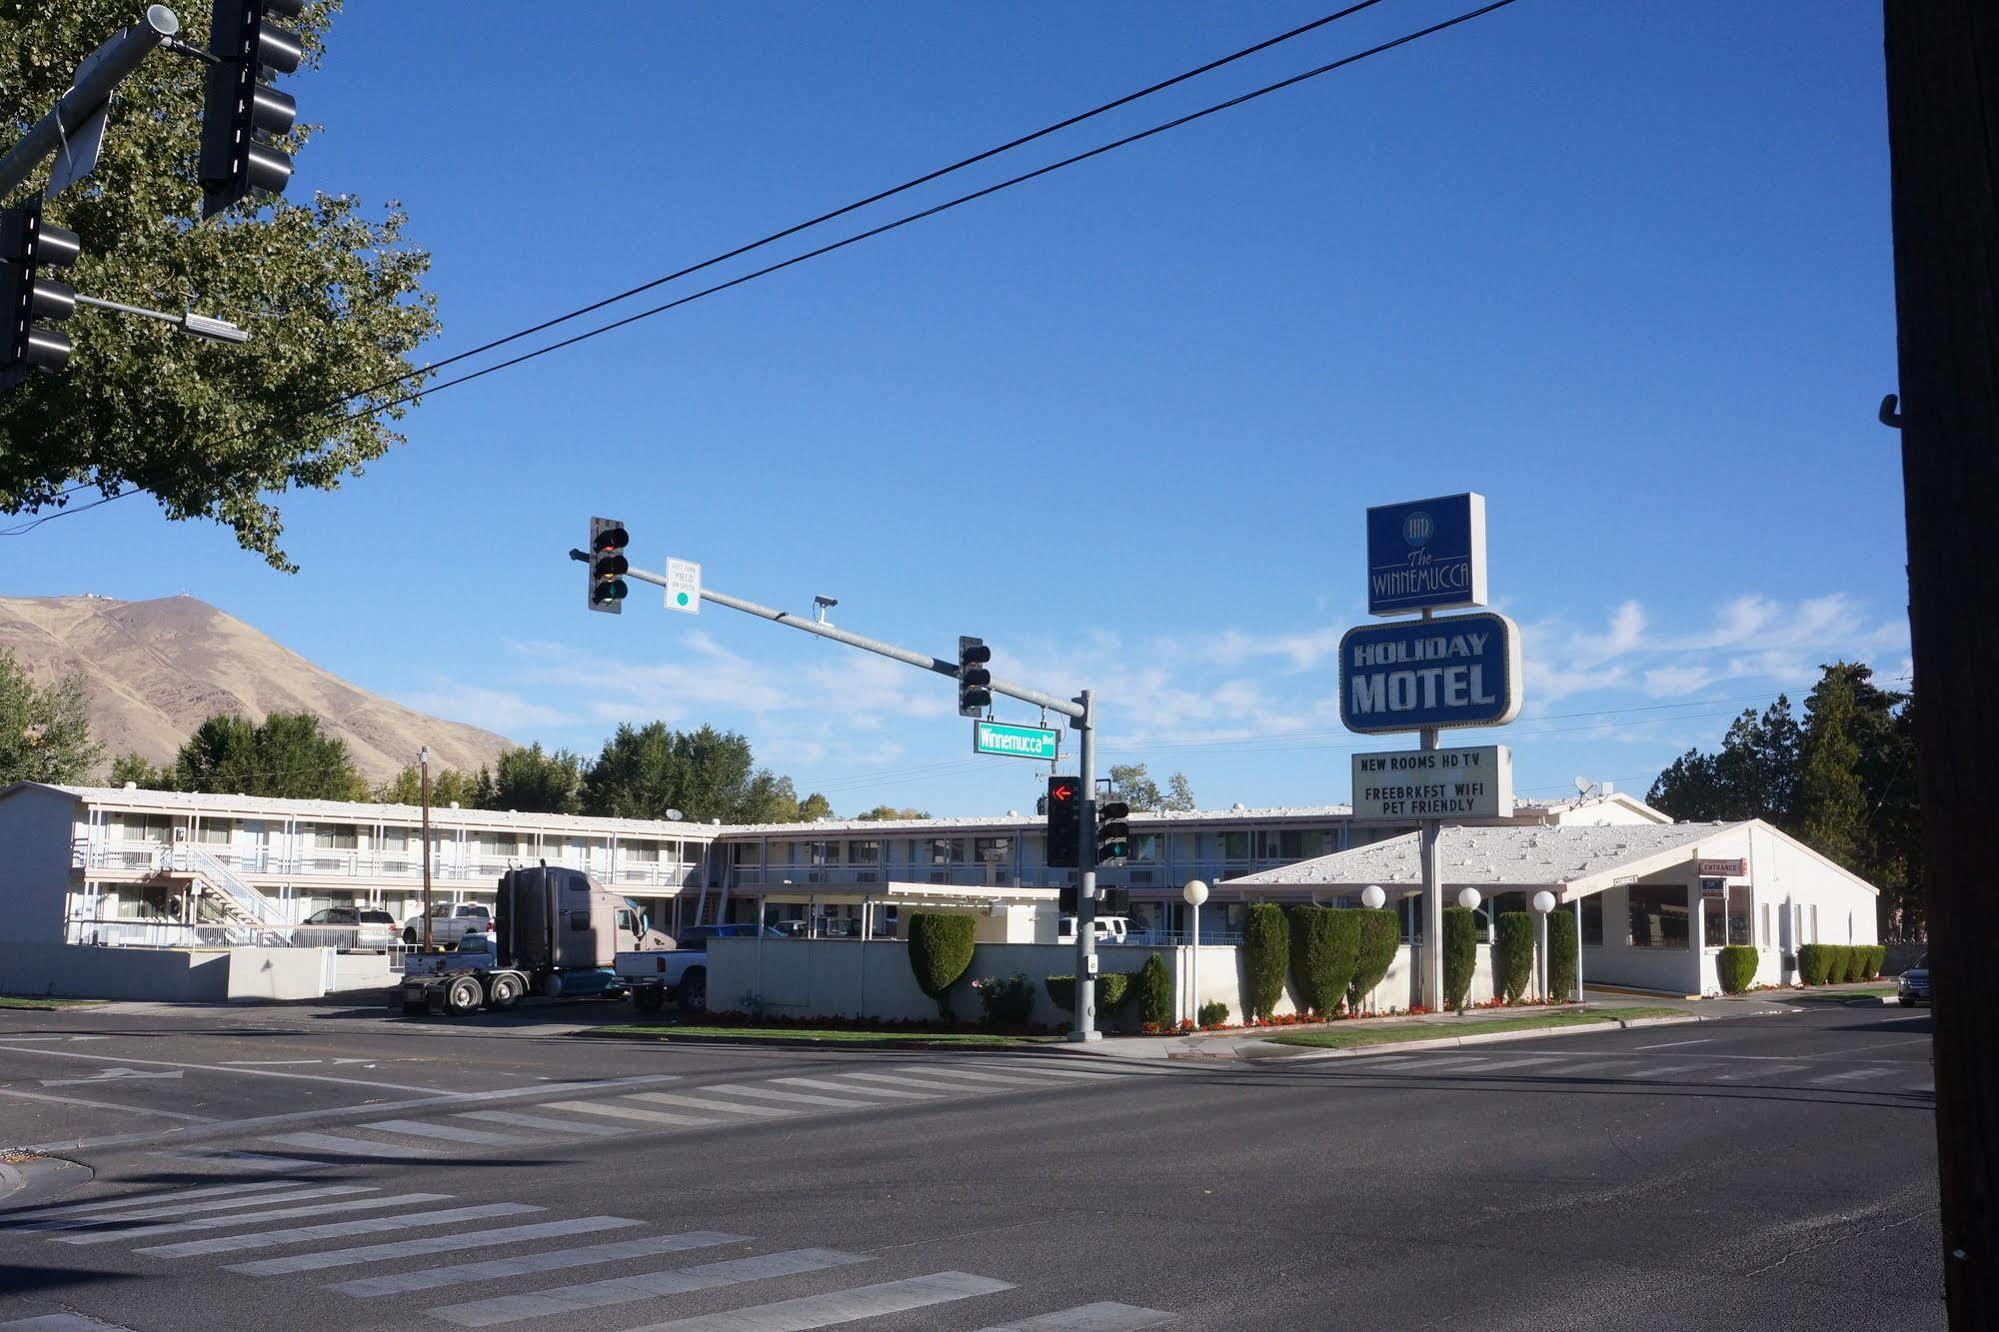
xmin=0 ymin=649 xmax=101 ymax=783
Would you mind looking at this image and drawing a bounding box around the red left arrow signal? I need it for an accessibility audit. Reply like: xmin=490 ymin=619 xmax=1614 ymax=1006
xmin=1050 ymin=783 xmax=1075 ymax=802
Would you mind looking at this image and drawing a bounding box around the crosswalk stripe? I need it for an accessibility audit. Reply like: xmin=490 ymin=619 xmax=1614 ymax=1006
xmin=1713 ymin=1063 xmax=1808 ymax=1080
xmin=456 ymin=1110 xmax=629 ymax=1137
xmin=1615 ymin=1064 xmax=1706 ymax=1079
xmin=148 ymin=1150 xmax=319 ymax=1173
xmin=226 ymin=1216 xmax=642 ymax=1276
xmin=51 ymin=1193 xmax=447 ymax=1246
xmin=700 ymin=1083 xmax=881 ymax=1110
xmin=542 ymin=1099 xmax=718 ymax=1127
xmin=1397 ymin=1056 xmax=1494 ymax=1072
xmin=134 ymin=1202 xmax=542 ymax=1259
xmin=1913 ymin=1080 xmax=1935 ymax=1094
xmin=973 ymin=1301 xmax=1178 ymax=1331
xmin=1457 ymin=1056 xmax=1565 ymax=1074
xmin=328 ymin=1229 xmax=748 ymax=1297
xmin=1 ymin=1179 xmax=301 ymax=1224
xmin=1540 ymin=1060 xmax=1630 ymax=1076
xmin=891 ymin=1066 xmax=1049 ymax=1088
xmin=985 ymin=1063 xmax=1121 ymax=1079
xmin=772 ymin=1076 xmax=937 ymax=1100
xmin=23 ymin=1184 xmax=376 ymax=1230
xmin=834 ymin=1071 xmax=989 ymax=1094
xmin=1809 ymin=1067 xmax=1895 ymax=1085
xmin=627 ymin=1092 xmax=799 ymax=1119
xmin=263 ymin=1131 xmax=437 ymax=1158
xmin=0 ymin=1315 xmax=133 ymax=1330
xmin=361 ymin=1119 xmax=528 ymax=1146
xmin=623 ymin=1269 xmax=1015 ymax=1331
xmin=424 ymin=1247 xmax=871 ymax=1327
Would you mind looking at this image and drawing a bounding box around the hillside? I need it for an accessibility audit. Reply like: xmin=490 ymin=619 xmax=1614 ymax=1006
xmin=0 ymin=594 xmax=514 ymax=783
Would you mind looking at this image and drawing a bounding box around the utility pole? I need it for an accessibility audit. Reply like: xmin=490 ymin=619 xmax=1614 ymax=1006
xmin=418 ymin=746 xmax=434 ymax=951
xmin=1881 ymin=4 xmax=1999 ymax=1324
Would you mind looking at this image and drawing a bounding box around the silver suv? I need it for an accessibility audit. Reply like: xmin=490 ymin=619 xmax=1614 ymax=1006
xmin=400 ymin=902 xmax=492 ymax=947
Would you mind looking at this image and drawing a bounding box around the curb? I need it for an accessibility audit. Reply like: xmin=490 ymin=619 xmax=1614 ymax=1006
xmin=1256 ymin=1007 xmax=1814 ymax=1061
xmin=0 ymin=1155 xmax=93 ymax=1213
xmin=1845 ymin=994 xmax=1902 ymax=1007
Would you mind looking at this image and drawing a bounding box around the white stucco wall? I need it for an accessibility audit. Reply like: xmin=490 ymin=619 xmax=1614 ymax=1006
xmin=0 ymin=941 xmax=380 ymax=1002
xmin=0 ymin=786 xmax=80 ymax=945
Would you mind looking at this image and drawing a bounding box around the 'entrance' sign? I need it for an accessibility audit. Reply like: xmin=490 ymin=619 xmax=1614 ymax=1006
xmin=1338 ymin=611 xmax=1523 ymax=734
xmin=1351 ymin=745 xmax=1514 ymax=820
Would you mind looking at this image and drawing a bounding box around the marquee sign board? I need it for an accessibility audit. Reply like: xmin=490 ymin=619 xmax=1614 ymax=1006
xmin=1338 ymin=611 xmax=1523 ymax=734
xmin=1367 ymin=492 xmax=1488 ymax=617
xmin=1351 ymin=745 xmax=1513 ymax=820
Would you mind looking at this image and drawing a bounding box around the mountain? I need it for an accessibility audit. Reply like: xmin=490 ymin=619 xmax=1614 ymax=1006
xmin=0 ymin=594 xmax=514 ymax=783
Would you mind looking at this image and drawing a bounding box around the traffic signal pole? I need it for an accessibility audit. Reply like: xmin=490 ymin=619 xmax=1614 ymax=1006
xmin=600 ymin=556 xmax=1105 ymax=1039
xmin=0 ymin=7 xmax=182 ymax=199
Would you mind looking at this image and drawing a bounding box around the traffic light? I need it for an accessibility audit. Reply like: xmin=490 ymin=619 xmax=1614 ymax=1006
xmin=1059 ymin=880 xmax=1078 ymax=915
xmin=1096 ymin=799 xmax=1131 ymax=865
xmin=957 ymin=636 xmax=993 ymax=717
xmin=200 ymin=0 xmax=306 ymax=219
xmin=1045 ymin=774 xmax=1081 ymax=870
xmin=587 ymin=516 xmax=630 ymax=613
xmin=0 ymin=205 xmax=80 ymax=391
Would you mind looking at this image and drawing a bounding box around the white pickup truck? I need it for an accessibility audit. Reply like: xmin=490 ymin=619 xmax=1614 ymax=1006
xmin=614 ymin=923 xmax=784 ymax=1014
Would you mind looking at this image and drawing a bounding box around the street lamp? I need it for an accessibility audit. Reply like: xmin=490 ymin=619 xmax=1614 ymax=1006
xmin=1361 ymin=884 xmax=1385 ymax=910
xmin=1532 ymin=891 xmax=1556 ymax=1003
xmin=1453 ymin=888 xmax=1482 ymax=1014
xmin=1183 ymin=879 xmax=1209 ymax=1027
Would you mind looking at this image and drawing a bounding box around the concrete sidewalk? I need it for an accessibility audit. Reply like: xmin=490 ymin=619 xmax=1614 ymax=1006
xmin=1073 ymin=990 xmax=1816 ymax=1063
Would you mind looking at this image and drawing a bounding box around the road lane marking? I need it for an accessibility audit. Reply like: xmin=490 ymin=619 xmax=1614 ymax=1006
xmin=134 ymin=1202 xmax=542 ymax=1258
xmin=973 ymin=1302 xmax=1178 ymax=1331
xmin=16 ymin=1074 xmax=685 ymax=1155
xmin=0 ymin=1085 xmax=212 ymax=1122
xmin=0 ymin=1315 xmax=134 ymax=1330
xmin=222 ymin=1060 xmax=325 ymax=1066
xmin=455 ymin=1110 xmax=629 ymax=1137
xmin=328 ymin=1229 xmax=747 ymax=1296
xmin=624 ymin=1270 xmax=1015 ymax=1331
xmin=984 ymin=1063 xmax=1121 ymax=1079
xmin=51 ymin=1192 xmax=444 ymax=1246
xmin=24 ymin=1185 xmax=375 ymax=1230
xmin=1809 ymin=1067 xmax=1896 ymax=1085
xmin=226 ymin=1216 xmax=642 ymax=1275
xmin=1632 ymin=1038 xmax=1713 ymax=1051
xmin=772 ymin=1076 xmax=938 ymax=1100
xmin=0 ymin=1044 xmax=436 ymax=1093
xmin=1913 ymin=1080 xmax=1934 ymax=1093
xmin=424 ymin=1247 xmax=873 ymax=1327
xmin=147 ymin=1150 xmax=317 ymax=1173
xmin=361 ymin=1119 xmax=528 ymax=1147
xmin=1712 ymin=1064 xmax=1809 ymax=1080
xmin=893 ymin=1066 xmax=1054 ymax=1088
xmin=1456 ymin=1056 xmax=1566 ymax=1074
xmin=264 ymin=1131 xmax=438 ymax=1158
xmin=833 ymin=1072 xmax=988 ymax=1094
xmin=700 ymin=1083 xmax=881 ymax=1110
xmin=1613 ymin=1064 xmax=1706 ymax=1080
xmin=0 ymin=1180 xmax=299 ymax=1223
xmin=627 ymin=1092 xmax=799 ymax=1119
xmin=542 ymin=1100 xmax=717 ymax=1127
xmin=1541 ymin=1061 xmax=1634 ymax=1076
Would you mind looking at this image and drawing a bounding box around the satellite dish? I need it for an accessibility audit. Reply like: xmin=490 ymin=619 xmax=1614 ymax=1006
xmin=665 ymin=808 xmax=684 ymax=822
xmin=1574 ymin=776 xmax=1597 ymax=799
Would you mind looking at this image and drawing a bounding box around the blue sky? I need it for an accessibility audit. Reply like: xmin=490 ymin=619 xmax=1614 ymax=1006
xmin=7 ymin=1 xmax=1907 ymax=814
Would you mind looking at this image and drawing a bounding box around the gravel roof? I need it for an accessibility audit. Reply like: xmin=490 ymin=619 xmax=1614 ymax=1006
xmin=1229 ymin=822 xmax=1740 ymax=891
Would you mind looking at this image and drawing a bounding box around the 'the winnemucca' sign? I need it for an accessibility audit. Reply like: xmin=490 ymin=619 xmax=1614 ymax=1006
xmin=1337 ymin=611 xmax=1523 ymax=733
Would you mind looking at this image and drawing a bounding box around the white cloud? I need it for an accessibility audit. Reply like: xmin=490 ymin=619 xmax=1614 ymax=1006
xmin=399 ymin=681 xmax=574 ymax=735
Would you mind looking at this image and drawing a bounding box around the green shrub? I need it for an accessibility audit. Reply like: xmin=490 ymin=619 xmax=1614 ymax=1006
xmin=1797 ymin=943 xmax=1833 ymax=985
xmin=1198 ymin=1000 xmax=1229 ymax=1028
xmin=1442 ymin=906 xmax=1478 ymax=1010
xmin=1348 ymin=908 xmax=1401 ymax=1011
xmin=906 ymin=913 xmax=977 ymax=1019
xmin=1824 ymin=944 xmax=1852 ymax=984
xmin=1135 ymin=953 xmax=1173 ymax=1027
xmin=1287 ymin=906 xmax=1360 ymax=1017
xmin=972 ymin=973 xmax=1035 ymax=1029
xmin=1495 ymin=912 xmax=1535 ymax=1002
xmin=1865 ymin=944 xmax=1886 ymax=979
xmin=1717 ymin=945 xmax=1759 ymax=995
xmin=1547 ymin=907 xmax=1579 ymax=1001
xmin=1044 ymin=972 xmax=1131 ymax=1018
xmin=1844 ymin=946 xmax=1870 ymax=983
xmin=1242 ymin=902 xmax=1290 ymax=1020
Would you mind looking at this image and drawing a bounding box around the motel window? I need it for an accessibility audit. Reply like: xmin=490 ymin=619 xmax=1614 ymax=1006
xmin=808 ymin=841 xmax=838 ymax=867
xmin=1169 ymin=833 xmax=1198 ymax=863
xmin=621 ymin=839 xmax=659 ymax=863
xmin=1221 ymin=831 xmax=1250 ymax=862
xmin=848 ymin=840 xmax=880 ymax=865
xmin=474 ymin=831 xmax=521 ymax=858
xmin=1627 ymin=884 xmax=1690 ymax=949
xmin=733 ymin=842 xmax=763 ymax=866
xmin=1808 ymin=905 xmax=1820 ymax=943
xmin=1702 ymin=881 xmax=1729 ymax=948
xmin=929 ymin=839 xmax=966 ymax=865
xmin=307 ymin=823 xmax=358 ymax=851
xmin=380 ymin=827 xmax=411 ymax=852
xmin=1580 ymin=896 xmax=1603 ymax=946
xmin=1761 ymin=903 xmax=1774 ymax=947
xmin=1127 ymin=833 xmax=1160 ymax=864
xmin=974 ymin=837 xmax=1013 ymax=866
xmin=197 ymin=820 xmax=232 ymax=845
xmin=1728 ymin=887 xmax=1752 ymax=947
xmin=116 ymin=813 xmax=174 ymax=842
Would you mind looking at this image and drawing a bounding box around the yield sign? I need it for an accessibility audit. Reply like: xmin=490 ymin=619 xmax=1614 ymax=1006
xmin=41 ymin=1067 xmax=184 ymax=1087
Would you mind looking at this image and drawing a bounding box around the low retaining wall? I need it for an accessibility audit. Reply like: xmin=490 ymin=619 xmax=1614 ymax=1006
xmin=0 ymin=942 xmax=393 ymax=1002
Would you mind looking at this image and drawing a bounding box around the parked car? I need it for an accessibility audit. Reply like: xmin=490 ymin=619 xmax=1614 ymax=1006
xmin=1057 ymin=914 xmax=1129 ymax=945
xmin=401 ymin=902 xmax=492 ymax=947
xmin=296 ymin=907 xmax=400 ymax=951
xmin=1898 ymin=956 xmax=1931 ymax=1005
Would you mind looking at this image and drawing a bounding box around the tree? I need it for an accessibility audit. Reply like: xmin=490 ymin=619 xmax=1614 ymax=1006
xmin=0 ymin=650 xmax=101 ymax=784
xmin=1648 ymin=697 xmax=1800 ymax=825
xmin=0 ymin=3 xmax=439 ymax=570
xmin=796 ymin=792 xmax=835 ymax=822
xmin=1109 ymin=763 xmax=1162 ymax=811
xmin=1797 ymin=666 xmax=1866 ymax=869
xmin=108 ymin=751 xmax=173 ymax=789
xmin=173 ymin=711 xmax=365 ymax=800
xmin=489 ymin=743 xmax=583 ymax=815
xmin=1163 ymin=772 xmax=1197 ymax=812
xmin=854 ymin=805 xmax=929 ymax=821
xmin=580 ymin=723 xmax=817 ymax=824
xmin=372 ymin=764 xmax=480 ymax=809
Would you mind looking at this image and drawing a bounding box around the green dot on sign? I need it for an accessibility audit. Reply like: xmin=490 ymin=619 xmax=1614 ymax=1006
xmin=676 ymin=592 xmax=688 ymax=605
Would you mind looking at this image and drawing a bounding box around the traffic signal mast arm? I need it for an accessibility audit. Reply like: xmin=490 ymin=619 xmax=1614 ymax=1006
xmin=0 ymin=7 xmax=182 ymax=199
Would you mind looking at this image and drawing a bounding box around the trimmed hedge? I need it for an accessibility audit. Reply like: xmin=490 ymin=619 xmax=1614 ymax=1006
xmin=1348 ymin=907 xmax=1401 ymax=1012
xmin=1547 ymin=908 xmax=1579 ymax=1001
xmin=1844 ymin=946 xmax=1871 ymax=983
xmin=907 ymin=913 xmax=977 ymax=1019
xmin=1717 ymin=945 xmax=1759 ymax=995
xmin=974 ymin=973 xmax=1035 ymax=1028
xmin=1288 ymin=906 xmax=1361 ymax=1017
xmin=1198 ymin=1000 xmax=1229 ymax=1028
xmin=1864 ymin=944 xmax=1886 ymax=979
xmin=1826 ymin=944 xmax=1853 ymax=984
xmin=1243 ymin=902 xmax=1290 ymax=1020
xmin=1797 ymin=943 xmax=1834 ymax=985
xmin=1135 ymin=953 xmax=1173 ymax=1027
xmin=1443 ymin=906 xmax=1478 ymax=1010
xmin=1044 ymin=972 xmax=1131 ymax=1016
xmin=1495 ymin=912 xmax=1535 ymax=1002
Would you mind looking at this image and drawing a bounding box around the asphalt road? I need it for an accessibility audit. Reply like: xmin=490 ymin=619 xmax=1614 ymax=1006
xmin=0 ymin=1001 xmax=1944 ymax=1331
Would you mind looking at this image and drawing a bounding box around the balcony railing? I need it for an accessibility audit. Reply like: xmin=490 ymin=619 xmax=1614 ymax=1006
xmin=72 ymin=839 xmax=703 ymax=890
xmin=725 ymin=860 xmax=1286 ymax=891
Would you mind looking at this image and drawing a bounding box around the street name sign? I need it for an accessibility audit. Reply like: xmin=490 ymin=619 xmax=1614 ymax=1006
xmin=1338 ymin=610 xmax=1523 ymax=733
xmin=1351 ymin=745 xmax=1513 ymax=819
xmin=1367 ymin=492 xmax=1488 ymax=616
xmin=664 ymin=558 xmax=701 ymax=614
xmin=973 ymin=719 xmax=1060 ymax=761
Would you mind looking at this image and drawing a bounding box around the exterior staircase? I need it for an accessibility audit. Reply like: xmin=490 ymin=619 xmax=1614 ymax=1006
xmin=168 ymin=841 xmax=291 ymax=943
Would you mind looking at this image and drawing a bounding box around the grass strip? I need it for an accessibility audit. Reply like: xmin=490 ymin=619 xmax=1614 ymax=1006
xmin=1264 ymin=1005 xmax=1691 ymax=1049
xmin=0 ymin=995 xmax=104 ymax=1010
